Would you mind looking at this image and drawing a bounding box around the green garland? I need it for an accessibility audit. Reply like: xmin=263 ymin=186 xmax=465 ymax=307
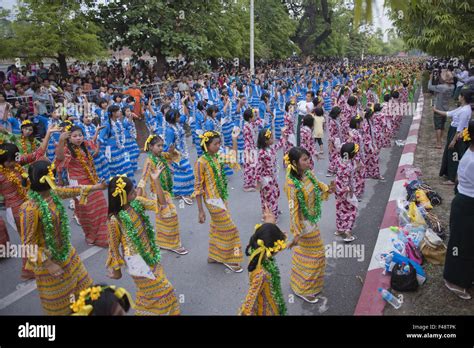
xmin=289 ymin=170 xmax=322 ymax=225
xmin=148 ymin=153 xmax=174 ymax=196
xmin=118 ymin=200 xmax=161 ymax=266
xmin=249 ymin=248 xmax=287 ymax=316
xmin=203 ymin=152 xmax=228 ymax=201
xmin=29 ymin=191 xmax=72 ymax=263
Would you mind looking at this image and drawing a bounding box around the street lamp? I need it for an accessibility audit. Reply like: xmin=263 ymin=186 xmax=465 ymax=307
xmin=250 ymin=0 xmax=254 ymax=76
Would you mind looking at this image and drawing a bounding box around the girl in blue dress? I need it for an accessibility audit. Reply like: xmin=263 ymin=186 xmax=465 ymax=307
xmin=122 ymin=107 xmax=140 ymax=174
xmin=164 ymin=109 xmax=194 ymax=205
xmin=79 ymin=113 xmax=110 ymax=181
xmin=99 ymin=105 xmax=134 ymax=181
xmin=251 ymin=78 xmax=263 ymax=108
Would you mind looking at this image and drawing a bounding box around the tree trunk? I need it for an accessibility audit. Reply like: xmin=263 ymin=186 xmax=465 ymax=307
xmin=57 ymin=53 xmax=68 ymax=78
xmin=153 ymin=50 xmax=168 ymax=77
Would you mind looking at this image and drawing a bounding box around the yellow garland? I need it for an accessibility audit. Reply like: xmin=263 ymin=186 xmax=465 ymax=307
xmin=248 ymin=239 xmax=287 ymax=269
xmin=462 ymin=128 xmax=471 ymax=142
xmin=112 ymin=176 xmax=128 ymax=206
xmin=20 ymin=136 xmax=36 ymax=155
xmin=0 ymin=164 xmax=29 ymax=201
xmin=39 ymin=162 xmax=57 ymax=190
xmin=74 ymin=146 xmax=99 ymax=185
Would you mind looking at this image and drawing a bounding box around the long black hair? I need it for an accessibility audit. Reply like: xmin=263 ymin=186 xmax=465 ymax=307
xmin=341 ymin=142 xmax=357 ymax=160
xmin=165 ymin=109 xmax=180 ymax=125
xmin=287 ymin=146 xmax=310 ymax=180
xmin=329 ymin=106 xmax=341 ymax=119
xmin=0 ymin=143 xmax=19 ymax=165
xmin=85 ymin=285 xmax=131 ymax=316
xmin=28 ymin=160 xmax=56 ymax=192
xmin=257 ymin=129 xmax=270 ymax=149
xmin=347 ymin=95 xmax=358 ymax=107
xmin=108 ymin=176 xmax=134 ymax=216
xmin=245 ymin=223 xmax=286 ymax=272
xmin=66 ymin=125 xmax=90 ymax=159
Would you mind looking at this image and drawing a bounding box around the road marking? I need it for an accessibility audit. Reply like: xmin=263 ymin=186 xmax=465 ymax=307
xmin=0 ymin=246 xmax=103 ymax=311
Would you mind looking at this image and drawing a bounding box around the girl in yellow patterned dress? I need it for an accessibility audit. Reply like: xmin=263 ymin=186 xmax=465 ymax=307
xmin=195 ymin=130 xmax=243 ymax=273
xmin=284 ymin=147 xmax=335 ymax=304
xmin=138 ymin=134 xmax=188 ymax=255
xmin=19 ymin=160 xmax=106 ymax=315
xmin=239 ymin=206 xmax=288 ymax=316
xmin=107 ymin=173 xmax=180 ymax=315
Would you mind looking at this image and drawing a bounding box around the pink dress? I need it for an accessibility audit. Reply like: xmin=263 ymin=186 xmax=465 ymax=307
xmin=335 ymin=157 xmax=357 ymax=233
xmin=348 ymin=128 xmax=365 ymax=199
xmin=300 ymin=125 xmax=317 ymax=169
xmin=242 ymin=119 xmax=263 ymax=189
xmin=255 ymin=137 xmax=286 ymax=218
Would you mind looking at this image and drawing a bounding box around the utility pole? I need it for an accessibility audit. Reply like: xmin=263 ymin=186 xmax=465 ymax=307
xmin=250 ymin=0 xmax=255 ymax=76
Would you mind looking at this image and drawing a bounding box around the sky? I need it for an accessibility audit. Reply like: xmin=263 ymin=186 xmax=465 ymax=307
xmin=2 ymin=0 xmax=394 ymax=41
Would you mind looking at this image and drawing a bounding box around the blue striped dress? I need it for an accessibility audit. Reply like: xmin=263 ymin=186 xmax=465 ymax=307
xmin=46 ymin=118 xmax=62 ymax=162
xmin=202 ymin=116 xmax=233 ymax=177
xmin=99 ymin=120 xmax=134 ymax=182
xmin=274 ymin=94 xmax=286 ymax=140
xmin=218 ymin=100 xmax=234 ymax=148
xmin=250 ymin=83 xmax=263 ymax=108
xmin=79 ymin=122 xmax=110 ymax=181
xmin=164 ymin=124 xmax=195 ymax=197
xmin=232 ymin=103 xmax=246 ymax=165
xmin=122 ymin=117 xmax=140 ymax=173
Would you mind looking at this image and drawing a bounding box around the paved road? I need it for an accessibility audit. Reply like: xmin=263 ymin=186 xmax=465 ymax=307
xmin=0 ymin=112 xmax=413 ymax=315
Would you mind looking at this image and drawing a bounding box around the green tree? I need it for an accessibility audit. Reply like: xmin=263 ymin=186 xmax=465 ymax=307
xmin=0 ymin=1 xmax=107 ymax=77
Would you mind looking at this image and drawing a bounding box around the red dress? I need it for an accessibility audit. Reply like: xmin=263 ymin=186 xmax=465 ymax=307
xmin=55 ymin=142 xmax=108 ymax=247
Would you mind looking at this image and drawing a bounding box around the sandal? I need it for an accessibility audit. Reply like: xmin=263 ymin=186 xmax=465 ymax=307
xmin=295 ymin=293 xmax=319 ymax=304
xmin=334 ymin=231 xmax=346 ymax=236
xmin=343 ymin=234 xmax=357 ymax=243
xmin=171 ymin=247 xmax=189 ymax=255
xmin=444 ymin=281 xmax=471 ymax=300
xmin=441 ymin=181 xmax=456 ymax=186
xmin=223 ymin=263 xmax=243 ymax=273
xmin=182 ymin=196 xmax=193 ymax=205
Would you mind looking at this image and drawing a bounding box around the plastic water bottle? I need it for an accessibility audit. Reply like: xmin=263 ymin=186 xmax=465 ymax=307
xmin=378 ymin=288 xmax=403 ymax=309
xmin=383 ymin=253 xmax=393 ymax=274
xmin=403 ymin=264 xmax=411 ymax=274
xmin=391 ymin=238 xmax=405 ymax=255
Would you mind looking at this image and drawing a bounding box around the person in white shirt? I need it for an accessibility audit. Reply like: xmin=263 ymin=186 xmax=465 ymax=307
xmin=434 ymin=89 xmax=473 ymax=184
xmin=443 ymin=119 xmax=474 ymax=300
xmin=296 ymin=91 xmax=314 ymax=146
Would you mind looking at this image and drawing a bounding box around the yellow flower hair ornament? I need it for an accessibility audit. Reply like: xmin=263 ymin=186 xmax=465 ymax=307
xmin=21 ymin=120 xmax=33 ymax=127
xmin=462 ymin=128 xmax=471 ymax=142
xmin=265 ymin=129 xmax=272 ymax=139
xmin=70 ymin=285 xmax=135 ymax=315
xmin=249 ymin=239 xmax=287 ymax=269
xmin=199 ymin=131 xmax=219 ymax=152
xmin=355 ymin=114 xmax=362 ymax=120
xmin=39 ymin=162 xmax=57 ymax=189
xmin=352 ymin=143 xmax=360 ymax=154
xmin=0 ymin=149 xmax=6 ymax=155
xmin=283 ymin=153 xmax=297 ymax=174
xmin=143 ymin=134 xmax=155 ymax=151
xmin=112 ymin=176 xmax=128 ymax=206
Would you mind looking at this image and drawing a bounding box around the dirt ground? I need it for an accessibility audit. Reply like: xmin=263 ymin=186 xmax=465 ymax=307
xmin=385 ymin=93 xmax=474 ymax=315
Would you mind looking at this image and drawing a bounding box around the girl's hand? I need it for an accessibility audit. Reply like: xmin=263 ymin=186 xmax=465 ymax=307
xmin=262 ymin=203 xmax=276 ymax=224
xmin=328 ymin=181 xmax=336 ymax=194
xmin=45 ymin=261 xmax=64 ymax=277
xmin=94 ymin=179 xmax=107 ymax=191
xmin=198 ymin=210 xmax=206 ymax=224
xmin=288 ymin=235 xmax=300 ymax=249
xmin=151 ymin=163 xmax=165 ymax=181
xmin=232 ymin=127 xmax=240 ymax=139
xmin=59 ymin=131 xmax=71 ymax=142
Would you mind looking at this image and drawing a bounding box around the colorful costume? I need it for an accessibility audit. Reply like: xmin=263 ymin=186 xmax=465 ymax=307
xmin=19 ymin=187 xmax=94 ymax=315
xmin=107 ymin=197 xmax=180 ymax=315
xmin=194 ymin=152 xmax=242 ymax=264
xmin=285 ymin=173 xmax=330 ymax=296
xmin=335 ymin=157 xmax=357 ymax=233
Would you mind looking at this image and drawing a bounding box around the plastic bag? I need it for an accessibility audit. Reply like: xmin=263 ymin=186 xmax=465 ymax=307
xmin=396 ymin=199 xmax=411 ymax=227
xmin=408 ymin=202 xmax=426 ymax=227
xmin=415 ymin=189 xmax=433 ymax=209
